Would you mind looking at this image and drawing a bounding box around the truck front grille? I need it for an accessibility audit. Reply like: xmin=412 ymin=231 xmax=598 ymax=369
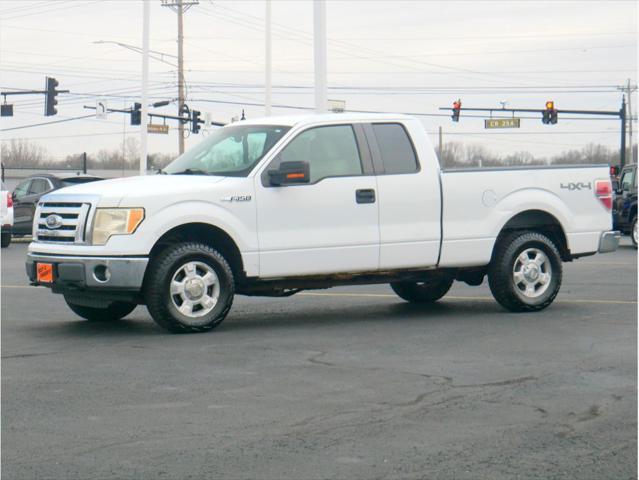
xmin=35 ymin=201 xmax=92 ymax=244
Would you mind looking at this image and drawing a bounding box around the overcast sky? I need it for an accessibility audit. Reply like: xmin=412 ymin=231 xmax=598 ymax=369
xmin=1 ymin=0 xmax=637 ymax=161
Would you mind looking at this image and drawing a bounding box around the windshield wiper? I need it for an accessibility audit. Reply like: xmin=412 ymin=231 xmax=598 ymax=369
xmin=170 ymin=168 xmax=210 ymax=175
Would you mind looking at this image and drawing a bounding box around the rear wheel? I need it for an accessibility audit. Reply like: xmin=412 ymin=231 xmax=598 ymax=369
xmin=1 ymin=232 xmax=10 ymax=248
xmin=390 ymin=277 xmax=454 ymax=303
xmin=144 ymin=242 xmax=234 ymax=333
xmin=65 ymin=297 xmax=136 ymax=322
xmin=631 ymin=216 xmax=637 ymax=247
xmin=488 ymin=231 xmax=562 ymax=312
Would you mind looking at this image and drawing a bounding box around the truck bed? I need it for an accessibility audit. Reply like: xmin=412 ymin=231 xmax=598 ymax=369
xmin=439 ymin=164 xmax=612 ymax=267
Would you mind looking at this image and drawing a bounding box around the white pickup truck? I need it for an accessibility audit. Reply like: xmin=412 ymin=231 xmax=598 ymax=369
xmin=26 ymin=113 xmax=619 ymax=333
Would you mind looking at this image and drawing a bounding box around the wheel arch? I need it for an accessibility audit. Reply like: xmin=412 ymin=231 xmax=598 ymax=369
xmin=148 ymin=222 xmax=246 ymax=282
xmin=494 ymin=209 xmax=570 ymax=261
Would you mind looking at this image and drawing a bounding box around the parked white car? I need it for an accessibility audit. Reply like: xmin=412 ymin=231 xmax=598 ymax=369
xmin=26 ymin=113 xmax=619 ymax=333
xmin=1 ymin=182 xmax=14 ymax=248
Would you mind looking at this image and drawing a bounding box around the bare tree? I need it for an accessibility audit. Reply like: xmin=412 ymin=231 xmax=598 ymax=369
xmin=1 ymin=139 xmax=48 ymax=167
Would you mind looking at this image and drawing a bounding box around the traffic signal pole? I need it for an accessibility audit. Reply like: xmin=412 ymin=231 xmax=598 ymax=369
xmin=440 ymin=100 xmax=628 ymax=168
xmin=1 ymin=78 xmax=69 ymax=117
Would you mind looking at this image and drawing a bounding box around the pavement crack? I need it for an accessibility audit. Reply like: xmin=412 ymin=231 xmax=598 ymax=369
xmin=452 ymin=375 xmax=537 ymax=388
xmin=1 ymin=351 xmax=60 ymax=359
xmin=307 ymin=350 xmax=335 ymax=367
xmin=576 ymin=404 xmax=601 ymax=422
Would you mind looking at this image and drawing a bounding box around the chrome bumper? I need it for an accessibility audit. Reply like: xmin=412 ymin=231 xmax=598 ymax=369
xmin=598 ymin=231 xmax=621 ymax=254
xmin=26 ymin=253 xmax=148 ymax=290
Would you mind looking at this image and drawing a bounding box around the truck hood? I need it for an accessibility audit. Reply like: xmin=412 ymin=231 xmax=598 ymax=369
xmin=43 ymin=174 xmax=228 ymax=207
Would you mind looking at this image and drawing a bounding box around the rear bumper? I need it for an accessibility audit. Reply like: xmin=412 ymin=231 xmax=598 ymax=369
xmin=26 ymin=253 xmax=148 ymax=290
xmin=598 ymin=230 xmax=621 ymax=253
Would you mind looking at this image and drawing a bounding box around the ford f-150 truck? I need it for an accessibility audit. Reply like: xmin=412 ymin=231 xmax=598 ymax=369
xmin=26 ymin=113 xmax=619 ymax=333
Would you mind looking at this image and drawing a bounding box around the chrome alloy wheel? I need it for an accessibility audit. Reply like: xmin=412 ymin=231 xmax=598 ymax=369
xmin=633 ymin=221 xmax=638 ymax=244
xmin=512 ymin=248 xmax=552 ymax=299
xmin=170 ymin=261 xmax=220 ymax=321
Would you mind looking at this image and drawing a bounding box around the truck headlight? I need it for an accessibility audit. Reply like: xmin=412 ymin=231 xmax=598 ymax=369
xmin=92 ymin=208 xmax=144 ymax=245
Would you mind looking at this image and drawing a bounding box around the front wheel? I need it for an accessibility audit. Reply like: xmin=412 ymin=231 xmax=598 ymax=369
xmin=488 ymin=231 xmax=562 ymax=312
xmin=144 ymin=242 xmax=235 ymax=333
xmin=65 ymin=297 xmax=137 ymax=321
xmin=631 ymin=216 xmax=637 ymax=247
xmin=390 ymin=277 xmax=454 ymax=303
xmin=1 ymin=232 xmax=11 ymax=248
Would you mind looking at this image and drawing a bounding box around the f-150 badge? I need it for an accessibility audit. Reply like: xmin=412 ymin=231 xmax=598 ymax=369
xmin=220 ymin=195 xmax=252 ymax=202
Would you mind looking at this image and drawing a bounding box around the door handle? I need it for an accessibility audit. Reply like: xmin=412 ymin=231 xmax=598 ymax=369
xmin=356 ymin=188 xmax=376 ymax=204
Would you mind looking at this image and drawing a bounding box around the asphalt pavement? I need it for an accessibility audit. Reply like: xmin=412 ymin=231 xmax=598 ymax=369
xmin=2 ymin=241 xmax=637 ymax=480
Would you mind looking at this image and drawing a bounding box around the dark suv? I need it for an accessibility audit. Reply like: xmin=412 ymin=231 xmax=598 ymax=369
xmin=612 ymin=164 xmax=637 ymax=247
xmin=11 ymin=173 xmax=103 ymax=236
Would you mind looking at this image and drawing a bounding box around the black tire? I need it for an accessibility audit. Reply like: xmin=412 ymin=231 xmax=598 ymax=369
xmin=65 ymin=298 xmax=136 ymax=322
xmin=631 ymin=216 xmax=637 ymax=248
xmin=143 ymin=242 xmax=234 ymax=333
xmin=390 ymin=277 xmax=454 ymax=303
xmin=1 ymin=232 xmax=10 ymax=248
xmin=488 ymin=231 xmax=562 ymax=312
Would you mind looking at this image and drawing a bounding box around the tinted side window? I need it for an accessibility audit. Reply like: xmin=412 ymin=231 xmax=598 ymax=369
xmin=28 ymin=179 xmax=51 ymax=195
xmin=278 ymin=125 xmax=362 ymax=183
xmin=13 ymin=180 xmax=30 ymax=198
xmin=372 ymin=123 xmax=418 ymax=174
xmin=620 ymin=169 xmax=635 ymax=191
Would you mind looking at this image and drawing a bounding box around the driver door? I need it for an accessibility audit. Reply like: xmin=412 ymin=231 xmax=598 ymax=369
xmin=255 ymin=124 xmax=380 ymax=278
xmin=12 ymin=179 xmax=33 ymax=234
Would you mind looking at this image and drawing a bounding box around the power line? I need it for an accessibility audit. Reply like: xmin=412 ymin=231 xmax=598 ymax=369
xmin=1 ymin=114 xmax=97 ymax=132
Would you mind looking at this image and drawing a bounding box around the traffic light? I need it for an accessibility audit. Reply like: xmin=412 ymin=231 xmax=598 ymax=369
xmin=45 ymin=77 xmax=59 ymax=116
xmin=452 ymin=99 xmax=461 ymax=122
xmin=131 ymin=102 xmax=141 ymax=126
xmin=191 ymin=110 xmax=201 ymax=134
xmin=543 ymin=100 xmax=557 ymax=125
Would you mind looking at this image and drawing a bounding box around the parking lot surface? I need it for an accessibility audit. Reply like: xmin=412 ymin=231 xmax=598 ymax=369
xmin=2 ymin=241 xmax=637 ymax=480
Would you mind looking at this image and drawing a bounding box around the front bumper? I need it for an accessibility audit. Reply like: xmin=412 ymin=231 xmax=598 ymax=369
xmin=598 ymin=230 xmax=621 ymax=253
xmin=26 ymin=253 xmax=148 ymax=290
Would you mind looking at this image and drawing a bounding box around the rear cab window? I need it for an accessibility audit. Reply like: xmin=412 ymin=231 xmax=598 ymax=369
xmin=369 ymin=123 xmax=419 ymax=175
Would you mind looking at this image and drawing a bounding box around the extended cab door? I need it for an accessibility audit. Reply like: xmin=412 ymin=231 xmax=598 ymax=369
xmin=363 ymin=121 xmax=441 ymax=269
xmin=616 ymin=165 xmax=637 ymax=226
xmin=255 ymin=123 xmax=379 ymax=278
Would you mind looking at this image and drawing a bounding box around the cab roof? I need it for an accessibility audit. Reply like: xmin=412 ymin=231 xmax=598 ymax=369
xmin=233 ymin=112 xmax=414 ymax=128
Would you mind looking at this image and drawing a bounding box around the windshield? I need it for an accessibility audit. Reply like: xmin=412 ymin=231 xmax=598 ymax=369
xmin=164 ymin=124 xmax=290 ymax=176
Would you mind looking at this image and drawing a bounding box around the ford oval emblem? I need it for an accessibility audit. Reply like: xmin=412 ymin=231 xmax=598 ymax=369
xmin=45 ymin=214 xmax=63 ymax=229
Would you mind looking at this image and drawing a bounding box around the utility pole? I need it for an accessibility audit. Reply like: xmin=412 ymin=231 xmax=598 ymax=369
xmin=162 ymin=0 xmax=198 ymax=155
xmin=265 ymin=0 xmax=272 ymax=116
xmin=140 ymin=0 xmax=150 ymax=175
xmin=313 ymin=0 xmax=327 ymax=113
xmin=621 ymin=96 xmax=627 ymax=168
xmin=627 ymin=79 xmax=634 ymax=163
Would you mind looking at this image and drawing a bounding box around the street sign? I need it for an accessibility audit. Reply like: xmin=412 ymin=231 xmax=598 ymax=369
xmin=96 ymin=100 xmax=107 ymax=119
xmin=147 ymin=123 xmax=169 ymax=134
xmin=485 ymin=118 xmax=520 ymax=129
xmin=328 ymin=99 xmax=345 ymax=113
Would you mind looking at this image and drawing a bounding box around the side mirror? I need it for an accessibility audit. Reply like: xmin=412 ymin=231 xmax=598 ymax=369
xmin=268 ymin=161 xmax=310 ymax=186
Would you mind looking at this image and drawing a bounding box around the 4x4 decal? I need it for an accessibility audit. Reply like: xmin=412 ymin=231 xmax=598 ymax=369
xmin=560 ymin=182 xmax=592 ymax=191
